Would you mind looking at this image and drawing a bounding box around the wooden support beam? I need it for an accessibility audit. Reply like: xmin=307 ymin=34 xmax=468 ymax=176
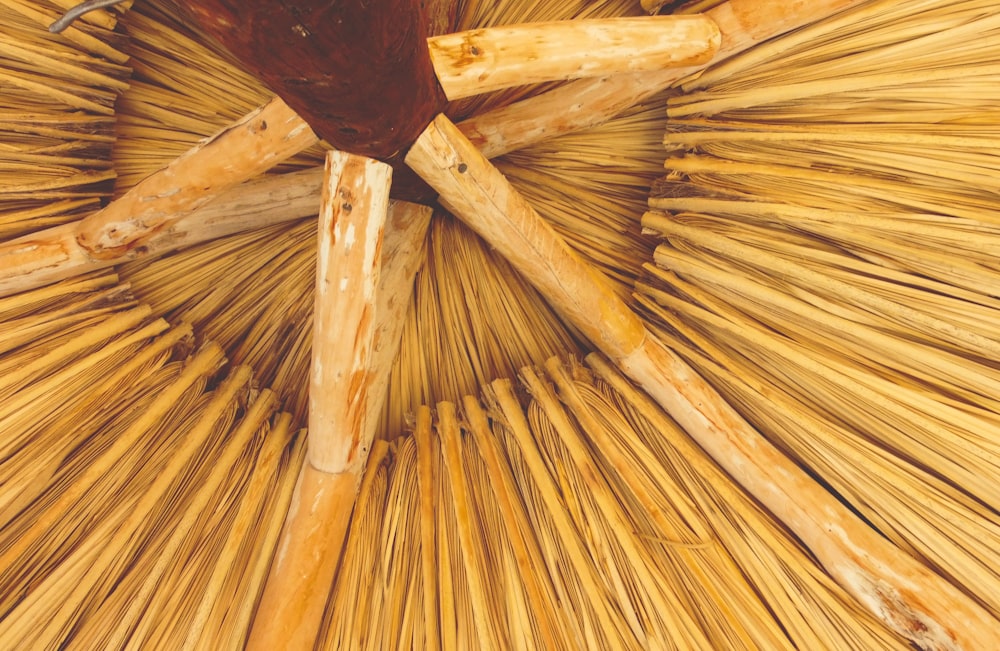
xmin=307 ymin=152 xmax=392 ymax=475
xmin=248 ymin=151 xmax=431 ymax=649
xmin=78 ymin=97 xmax=316 ymax=258
xmin=457 ymin=0 xmax=868 ymax=158
xmin=428 ymin=16 xmax=719 ymax=100
xmin=404 ymin=113 xmax=1000 ymax=651
xmin=0 ymin=167 xmax=325 ymax=298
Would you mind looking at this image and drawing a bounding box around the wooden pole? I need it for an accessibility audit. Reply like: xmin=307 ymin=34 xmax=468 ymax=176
xmin=77 ymin=97 xmax=316 ymax=258
xmin=247 ymin=151 xmax=431 ymax=649
xmin=0 ymin=98 xmax=317 ymax=297
xmin=307 ymin=152 xmax=392 ymax=475
xmin=0 ymin=167 xmax=324 ymax=298
xmin=404 ymin=113 xmax=1000 ymax=651
xmin=456 ymin=0 xmax=868 ymax=158
xmin=428 ymin=16 xmax=719 ymax=100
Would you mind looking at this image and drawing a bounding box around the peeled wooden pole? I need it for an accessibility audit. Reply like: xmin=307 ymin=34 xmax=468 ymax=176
xmin=248 ymin=152 xmax=431 ymax=650
xmin=0 ymin=98 xmax=317 ymax=297
xmin=641 ymin=0 xmax=669 ymax=14
xmin=306 ymin=153 xmax=392 ymax=476
xmin=404 ymin=113 xmax=1000 ymax=650
xmin=457 ymin=0 xmax=868 ymax=158
xmin=427 ymin=16 xmax=719 ymax=100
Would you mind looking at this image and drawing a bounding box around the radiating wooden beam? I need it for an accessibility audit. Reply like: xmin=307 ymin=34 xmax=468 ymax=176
xmin=0 ymin=98 xmax=318 ymax=297
xmin=405 ymin=112 xmax=1000 ymax=651
xmin=306 ymin=152 xmax=392 ymax=475
xmin=175 ymin=0 xmax=446 ymax=163
xmin=77 ymin=97 xmax=315 ymax=258
xmin=247 ymin=151 xmax=431 ymax=650
xmin=457 ymin=0 xmax=869 ymax=158
xmin=428 ymin=16 xmax=719 ymax=100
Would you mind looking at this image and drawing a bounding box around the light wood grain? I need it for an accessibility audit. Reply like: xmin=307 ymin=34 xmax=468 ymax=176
xmin=307 ymin=151 xmax=392 ymax=474
xmin=0 ymin=168 xmax=324 ymax=298
xmin=456 ymin=0 xmax=866 ymax=158
xmin=248 ymin=152 xmax=430 ymax=651
xmin=0 ymin=98 xmax=317 ymax=297
xmin=429 ymin=16 xmax=719 ymax=100
xmin=364 ymin=201 xmax=433 ymax=442
xmin=245 ymin=463 xmax=360 ymax=651
xmin=79 ymin=97 xmax=316 ymax=258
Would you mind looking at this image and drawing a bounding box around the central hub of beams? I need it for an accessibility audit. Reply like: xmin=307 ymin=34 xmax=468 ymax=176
xmin=179 ymin=0 xmax=448 ymax=162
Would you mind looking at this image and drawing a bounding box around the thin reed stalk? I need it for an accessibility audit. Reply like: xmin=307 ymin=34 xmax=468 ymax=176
xmin=0 ymin=0 xmax=128 ymax=238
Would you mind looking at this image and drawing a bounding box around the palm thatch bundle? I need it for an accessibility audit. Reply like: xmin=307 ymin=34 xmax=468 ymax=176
xmin=642 ymin=0 xmax=1000 ymax=622
xmin=1 ymin=0 xmax=999 ymax=648
xmin=0 ymin=0 xmax=129 ymax=239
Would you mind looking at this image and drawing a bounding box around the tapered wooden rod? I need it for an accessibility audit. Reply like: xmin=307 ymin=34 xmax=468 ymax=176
xmin=248 ymin=152 xmax=431 ymax=650
xmin=457 ymin=0 xmax=867 ymax=158
xmin=404 ymin=113 xmax=1000 ymax=651
xmin=0 ymin=99 xmax=318 ymax=297
xmin=307 ymin=152 xmax=391 ymax=474
xmin=0 ymin=167 xmax=324 ymax=298
xmin=428 ymin=16 xmax=719 ymax=101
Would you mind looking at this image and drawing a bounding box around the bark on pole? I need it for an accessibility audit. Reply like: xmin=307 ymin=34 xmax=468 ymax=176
xmin=248 ymin=153 xmax=431 ymax=649
xmin=405 ymin=113 xmax=1000 ymax=651
xmin=428 ymin=16 xmax=720 ymax=101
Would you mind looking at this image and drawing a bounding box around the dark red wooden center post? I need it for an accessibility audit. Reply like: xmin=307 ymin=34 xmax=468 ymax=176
xmin=177 ymin=0 xmax=449 ymax=197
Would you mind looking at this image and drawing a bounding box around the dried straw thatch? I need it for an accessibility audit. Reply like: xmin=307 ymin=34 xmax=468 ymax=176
xmin=2 ymin=0 xmax=999 ymax=648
